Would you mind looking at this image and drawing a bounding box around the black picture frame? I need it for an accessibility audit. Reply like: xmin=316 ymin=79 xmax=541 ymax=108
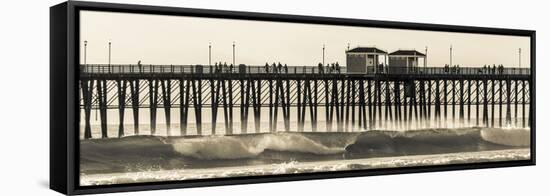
xmin=50 ymin=1 xmax=536 ymax=195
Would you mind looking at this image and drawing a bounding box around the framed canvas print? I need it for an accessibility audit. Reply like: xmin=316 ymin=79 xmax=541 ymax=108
xmin=50 ymin=1 xmax=536 ymax=195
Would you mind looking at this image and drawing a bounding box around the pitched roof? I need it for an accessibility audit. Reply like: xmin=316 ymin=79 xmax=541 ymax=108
xmin=347 ymin=47 xmax=387 ymax=54
xmin=389 ymin=50 xmax=426 ymax=56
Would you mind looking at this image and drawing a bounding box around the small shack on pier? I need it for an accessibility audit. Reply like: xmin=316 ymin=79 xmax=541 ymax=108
xmin=388 ymin=49 xmax=426 ymax=73
xmin=346 ymin=47 xmax=387 ymax=74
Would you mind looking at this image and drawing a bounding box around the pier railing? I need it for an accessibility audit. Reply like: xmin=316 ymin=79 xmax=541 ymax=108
xmin=80 ymin=64 xmax=531 ymax=76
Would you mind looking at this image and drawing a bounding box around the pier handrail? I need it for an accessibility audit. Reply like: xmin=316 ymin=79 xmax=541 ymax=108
xmin=80 ymin=64 xmax=531 ymax=76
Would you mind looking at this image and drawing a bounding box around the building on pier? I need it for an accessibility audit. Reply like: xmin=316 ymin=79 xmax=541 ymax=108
xmin=345 ymin=47 xmax=387 ymax=74
xmin=388 ymin=49 xmax=426 ymax=74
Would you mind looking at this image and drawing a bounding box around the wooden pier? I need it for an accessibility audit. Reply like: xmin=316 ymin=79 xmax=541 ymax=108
xmin=79 ymin=64 xmax=531 ymax=139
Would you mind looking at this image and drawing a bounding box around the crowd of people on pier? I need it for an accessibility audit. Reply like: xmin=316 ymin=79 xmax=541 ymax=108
xmin=441 ymin=64 xmax=507 ymax=74
xmin=122 ymin=60 xmax=516 ymax=75
xmin=480 ymin=64 xmax=507 ymax=74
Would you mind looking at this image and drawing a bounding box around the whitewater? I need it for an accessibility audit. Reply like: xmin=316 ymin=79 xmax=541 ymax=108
xmin=79 ymin=127 xmax=530 ymax=186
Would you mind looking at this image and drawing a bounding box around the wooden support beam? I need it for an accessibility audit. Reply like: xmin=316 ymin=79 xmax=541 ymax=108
xmin=240 ymin=79 xmax=245 ymax=133
xmin=409 ymin=81 xmax=417 ymax=128
xmin=452 ymin=80 xmax=456 ymax=124
xmin=506 ymin=79 xmax=512 ymax=126
xmin=301 ymin=79 xmax=309 ymax=132
xmin=367 ymin=80 xmax=372 ymax=129
xmin=161 ymin=80 xmax=172 ymax=135
xmin=273 ymin=77 xmax=283 ymax=132
xmin=377 ymin=80 xmax=382 ymax=128
xmin=245 ymin=79 xmax=252 ymax=133
xmin=149 ymin=79 xmax=159 ymax=135
xmin=491 ymin=80 xmax=495 ymax=127
xmin=351 ymin=80 xmax=356 ymax=129
xmin=221 ymin=79 xmax=229 ymax=133
xmin=191 ymin=79 xmax=202 ymax=135
xmin=331 ymin=79 xmax=342 ymax=132
xmin=228 ymin=79 xmax=234 ymax=134
xmin=483 ymin=79 xmax=489 ymax=127
xmin=296 ymin=79 xmax=306 ymax=132
xmin=424 ymin=81 xmax=429 ymax=123
xmin=269 ymin=79 xmax=273 ymax=132
xmin=422 ymin=80 xmax=426 ymax=126
xmin=117 ymin=80 xmax=127 ymax=137
xmin=180 ymin=79 xmax=189 ymax=136
xmin=443 ymin=80 xmax=448 ymax=124
xmin=324 ymin=79 xmax=330 ymax=131
xmin=345 ymin=79 xmax=351 ymax=131
xmin=81 ymin=79 xmax=93 ymax=139
xmin=514 ymin=80 xmax=518 ymax=126
xmin=394 ymin=81 xmax=401 ymax=129
xmin=130 ymin=80 xmax=140 ymax=135
xmin=499 ymin=80 xmax=503 ymax=127
xmin=359 ymin=79 xmax=367 ymax=129
xmin=476 ymin=80 xmax=480 ymax=126
xmin=215 ymin=79 xmax=223 ymax=134
xmin=285 ymin=79 xmax=290 ymax=132
xmin=340 ymin=79 xmax=345 ymax=131
xmin=404 ymin=81 xmax=409 ymax=128
xmin=209 ymin=79 xmax=217 ymax=134
xmin=428 ymin=80 xmax=432 ymax=122
xmin=254 ymin=79 xmax=261 ymax=133
xmin=313 ymin=80 xmax=319 ymax=131
xmin=373 ymin=80 xmax=378 ymax=128
xmin=459 ymin=80 xmax=464 ymax=125
xmin=467 ymin=80 xmax=471 ymax=123
xmin=384 ymin=80 xmax=391 ymax=127
xmin=97 ymin=79 xmax=108 ymax=138
xmin=434 ymin=80 xmax=440 ymax=126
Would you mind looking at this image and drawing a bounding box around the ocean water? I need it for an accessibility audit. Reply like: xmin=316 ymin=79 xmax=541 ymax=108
xmin=80 ymin=148 xmax=529 ymax=186
xmin=79 ymin=104 xmax=531 ymax=138
xmin=79 ymin=126 xmax=531 ymax=186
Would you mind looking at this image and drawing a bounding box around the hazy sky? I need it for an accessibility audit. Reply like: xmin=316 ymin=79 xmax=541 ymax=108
xmin=80 ymin=10 xmax=530 ymax=67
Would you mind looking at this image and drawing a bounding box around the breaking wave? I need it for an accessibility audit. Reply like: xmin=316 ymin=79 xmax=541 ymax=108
xmin=79 ymin=127 xmax=530 ymax=174
xmin=170 ymin=133 xmax=349 ymax=160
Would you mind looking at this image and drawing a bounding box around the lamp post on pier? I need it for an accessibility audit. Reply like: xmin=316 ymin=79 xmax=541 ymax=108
xmin=322 ymin=44 xmax=325 ymax=66
xmin=449 ymin=45 xmax=453 ymax=67
xmin=108 ymin=41 xmax=111 ymax=66
xmin=84 ymin=40 xmax=87 ymax=65
xmin=424 ymin=46 xmax=428 ymax=68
